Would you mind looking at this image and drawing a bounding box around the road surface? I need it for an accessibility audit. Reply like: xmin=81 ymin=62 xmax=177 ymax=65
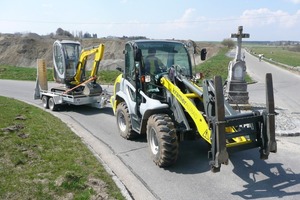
xmin=244 ymin=50 xmax=300 ymax=136
xmin=1 ymin=51 xmax=300 ymax=199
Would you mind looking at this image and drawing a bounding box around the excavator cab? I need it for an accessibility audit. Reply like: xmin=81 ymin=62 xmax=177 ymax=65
xmin=53 ymin=40 xmax=81 ymax=86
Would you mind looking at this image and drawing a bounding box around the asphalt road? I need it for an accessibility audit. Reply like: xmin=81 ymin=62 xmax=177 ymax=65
xmin=244 ymin=50 xmax=300 ymax=135
xmin=1 ymin=51 xmax=300 ymax=200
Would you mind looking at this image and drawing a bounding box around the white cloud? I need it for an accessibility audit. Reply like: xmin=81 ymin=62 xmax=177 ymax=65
xmin=240 ymin=8 xmax=300 ymax=28
xmin=289 ymin=0 xmax=300 ymax=3
xmin=41 ymin=3 xmax=53 ymax=8
xmin=163 ymin=8 xmax=198 ymax=29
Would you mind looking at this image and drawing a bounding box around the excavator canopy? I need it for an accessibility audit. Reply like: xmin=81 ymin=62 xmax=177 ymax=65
xmin=53 ymin=40 xmax=81 ymax=85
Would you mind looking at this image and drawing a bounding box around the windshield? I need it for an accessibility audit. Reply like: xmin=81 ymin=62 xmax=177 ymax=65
xmin=137 ymin=41 xmax=192 ymax=76
xmin=62 ymin=43 xmax=80 ymax=77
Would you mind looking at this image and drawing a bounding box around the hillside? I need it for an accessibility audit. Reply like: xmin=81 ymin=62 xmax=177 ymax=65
xmin=0 ymin=33 xmax=220 ymax=70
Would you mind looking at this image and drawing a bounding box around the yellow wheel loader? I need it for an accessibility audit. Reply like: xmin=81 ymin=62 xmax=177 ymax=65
xmin=110 ymin=40 xmax=276 ymax=172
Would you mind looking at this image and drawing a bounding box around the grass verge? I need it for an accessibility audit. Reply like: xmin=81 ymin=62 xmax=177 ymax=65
xmin=0 ymin=96 xmax=124 ymax=200
xmin=246 ymin=45 xmax=300 ymax=67
xmin=196 ymin=47 xmax=252 ymax=83
xmin=0 ymin=65 xmax=121 ymax=84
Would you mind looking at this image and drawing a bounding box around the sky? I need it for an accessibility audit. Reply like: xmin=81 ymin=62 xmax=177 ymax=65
xmin=0 ymin=0 xmax=299 ymax=41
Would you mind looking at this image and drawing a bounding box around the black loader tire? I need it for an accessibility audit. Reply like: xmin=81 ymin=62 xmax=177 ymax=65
xmin=147 ymin=114 xmax=178 ymax=167
xmin=116 ymin=102 xmax=137 ymax=139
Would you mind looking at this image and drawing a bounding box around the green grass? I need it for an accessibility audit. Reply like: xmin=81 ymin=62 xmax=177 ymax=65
xmin=0 ymin=65 xmax=53 ymax=81
xmin=99 ymin=70 xmax=122 ymax=84
xmin=196 ymin=48 xmax=252 ymax=83
xmin=0 ymin=65 xmax=122 ymax=84
xmin=0 ymin=96 xmax=125 ymax=200
xmin=246 ymin=45 xmax=300 ymax=67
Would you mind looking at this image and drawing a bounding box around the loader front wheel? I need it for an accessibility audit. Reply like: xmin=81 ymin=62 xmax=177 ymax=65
xmin=116 ymin=102 xmax=137 ymax=139
xmin=147 ymin=114 xmax=178 ymax=167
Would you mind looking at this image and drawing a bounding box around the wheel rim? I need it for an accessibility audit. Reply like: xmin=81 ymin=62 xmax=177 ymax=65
xmin=149 ymin=128 xmax=159 ymax=155
xmin=42 ymin=96 xmax=48 ymax=108
xmin=117 ymin=112 xmax=127 ymax=132
xmin=49 ymin=98 xmax=54 ymax=110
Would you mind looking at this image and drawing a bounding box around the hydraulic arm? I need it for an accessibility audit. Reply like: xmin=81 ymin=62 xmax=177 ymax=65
xmin=159 ymin=73 xmax=277 ymax=172
xmin=71 ymin=44 xmax=105 ymax=86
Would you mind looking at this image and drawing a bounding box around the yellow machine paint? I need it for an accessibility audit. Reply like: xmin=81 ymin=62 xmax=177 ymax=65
xmin=71 ymin=44 xmax=105 ymax=86
xmin=111 ymin=73 xmax=123 ymax=114
xmin=160 ymin=76 xmax=249 ymax=147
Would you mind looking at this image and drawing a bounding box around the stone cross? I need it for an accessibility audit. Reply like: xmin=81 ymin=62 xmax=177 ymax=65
xmin=231 ymin=26 xmax=249 ymax=61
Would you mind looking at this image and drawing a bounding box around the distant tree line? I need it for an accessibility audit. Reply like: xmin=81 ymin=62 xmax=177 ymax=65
xmin=50 ymin=28 xmax=147 ymax=40
xmin=50 ymin=28 xmax=97 ymax=39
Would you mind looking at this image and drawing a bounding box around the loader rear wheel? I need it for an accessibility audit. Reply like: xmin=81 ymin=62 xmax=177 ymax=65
xmin=48 ymin=97 xmax=58 ymax=111
xmin=42 ymin=96 xmax=49 ymax=109
xmin=116 ymin=102 xmax=137 ymax=140
xmin=147 ymin=114 xmax=178 ymax=167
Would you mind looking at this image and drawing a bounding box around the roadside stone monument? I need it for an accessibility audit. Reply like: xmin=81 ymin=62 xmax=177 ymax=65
xmin=225 ymin=26 xmax=249 ymax=104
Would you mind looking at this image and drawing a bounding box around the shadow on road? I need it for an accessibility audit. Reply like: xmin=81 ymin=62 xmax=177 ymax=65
xmin=54 ymin=104 xmax=114 ymax=116
xmin=167 ymin=139 xmax=211 ymax=174
xmin=231 ymin=149 xmax=300 ymax=199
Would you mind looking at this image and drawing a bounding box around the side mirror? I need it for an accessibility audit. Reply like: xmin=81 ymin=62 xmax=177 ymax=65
xmin=134 ymin=48 xmax=142 ymax=61
xmin=201 ymin=48 xmax=207 ymax=61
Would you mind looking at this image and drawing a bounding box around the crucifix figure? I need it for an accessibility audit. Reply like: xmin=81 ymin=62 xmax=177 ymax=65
xmin=231 ymin=26 xmax=249 ymax=62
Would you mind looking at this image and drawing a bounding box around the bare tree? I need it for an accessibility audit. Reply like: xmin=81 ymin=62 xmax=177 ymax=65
xmin=222 ymin=38 xmax=235 ymax=49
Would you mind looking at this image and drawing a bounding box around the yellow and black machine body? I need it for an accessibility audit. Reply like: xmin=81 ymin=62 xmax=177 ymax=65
xmin=53 ymin=40 xmax=104 ymax=96
xmin=36 ymin=40 xmax=107 ymax=111
xmin=110 ymin=40 xmax=277 ymax=172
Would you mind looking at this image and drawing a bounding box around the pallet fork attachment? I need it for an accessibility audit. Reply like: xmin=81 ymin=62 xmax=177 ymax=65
xmin=262 ymin=73 xmax=277 ymax=157
xmin=203 ymin=74 xmax=277 ymax=172
xmin=211 ymin=76 xmax=229 ymax=172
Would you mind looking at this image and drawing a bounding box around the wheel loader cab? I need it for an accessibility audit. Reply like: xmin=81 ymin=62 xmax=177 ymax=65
xmin=124 ymin=40 xmax=193 ymax=101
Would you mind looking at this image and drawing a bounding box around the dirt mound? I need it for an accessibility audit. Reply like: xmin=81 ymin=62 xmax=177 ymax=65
xmin=0 ymin=34 xmax=127 ymax=70
xmin=0 ymin=33 xmax=53 ymax=68
xmin=0 ymin=33 xmax=220 ymax=70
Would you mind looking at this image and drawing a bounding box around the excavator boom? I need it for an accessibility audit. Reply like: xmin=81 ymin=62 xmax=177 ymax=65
xmin=72 ymin=44 xmax=105 ymax=86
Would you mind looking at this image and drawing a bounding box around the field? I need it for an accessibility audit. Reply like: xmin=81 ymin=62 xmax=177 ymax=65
xmin=246 ymin=44 xmax=300 ymax=67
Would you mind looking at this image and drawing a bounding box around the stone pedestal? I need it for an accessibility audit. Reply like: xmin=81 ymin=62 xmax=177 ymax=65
xmin=225 ymin=81 xmax=249 ymax=104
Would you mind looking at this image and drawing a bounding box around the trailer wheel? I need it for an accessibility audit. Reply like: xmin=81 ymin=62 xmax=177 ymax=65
xmin=147 ymin=114 xmax=178 ymax=167
xmin=116 ymin=102 xmax=137 ymax=139
xmin=48 ymin=97 xmax=58 ymax=111
xmin=42 ymin=96 xmax=49 ymax=109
